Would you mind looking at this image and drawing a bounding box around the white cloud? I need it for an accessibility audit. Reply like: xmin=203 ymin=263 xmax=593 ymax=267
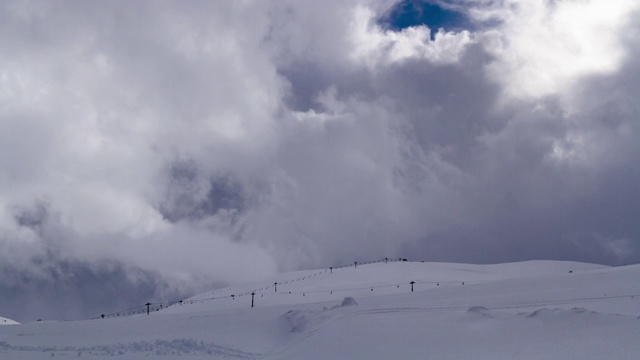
xmin=478 ymin=0 xmax=640 ymax=99
xmin=349 ymin=5 xmax=474 ymax=68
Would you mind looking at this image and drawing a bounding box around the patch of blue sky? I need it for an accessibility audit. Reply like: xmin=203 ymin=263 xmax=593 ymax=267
xmin=380 ymin=1 xmax=474 ymax=38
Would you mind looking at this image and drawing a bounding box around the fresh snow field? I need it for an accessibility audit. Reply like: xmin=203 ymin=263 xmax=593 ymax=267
xmin=1 ymin=260 xmax=639 ymax=359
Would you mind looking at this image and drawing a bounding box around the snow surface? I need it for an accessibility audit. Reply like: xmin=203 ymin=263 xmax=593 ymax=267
xmin=1 ymin=260 xmax=639 ymax=359
xmin=0 ymin=316 xmax=19 ymax=326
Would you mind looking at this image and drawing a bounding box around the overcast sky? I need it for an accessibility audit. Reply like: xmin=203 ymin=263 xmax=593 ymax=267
xmin=1 ymin=0 xmax=639 ymax=322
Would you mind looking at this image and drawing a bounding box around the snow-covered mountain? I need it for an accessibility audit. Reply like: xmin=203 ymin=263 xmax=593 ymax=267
xmin=0 ymin=260 xmax=638 ymax=359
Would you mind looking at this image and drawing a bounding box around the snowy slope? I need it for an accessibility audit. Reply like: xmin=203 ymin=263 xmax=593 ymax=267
xmin=0 ymin=260 xmax=638 ymax=359
xmin=0 ymin=316 xmax=19 ymax=326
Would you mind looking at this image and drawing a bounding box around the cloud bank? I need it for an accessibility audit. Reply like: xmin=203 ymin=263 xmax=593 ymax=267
xmin=1 ymin=0 xmax=639 ymax=321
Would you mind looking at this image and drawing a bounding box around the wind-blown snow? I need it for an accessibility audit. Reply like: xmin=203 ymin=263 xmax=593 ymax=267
xmin=0 ymin=260 xmax=638 ymax=359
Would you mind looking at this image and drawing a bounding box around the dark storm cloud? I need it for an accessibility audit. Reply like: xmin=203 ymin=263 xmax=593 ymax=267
xmin=0 ymin=256 xmax=193 ymax=323
xmin=158 ymin=160 xmax=246 ymax=223
xmin=1 ymin=0 xmax=639 ymax=321
xmin=397 ymin=18 xmax=640 ymax=264
xmin=13 ymin=201 xmax=50 ymax=232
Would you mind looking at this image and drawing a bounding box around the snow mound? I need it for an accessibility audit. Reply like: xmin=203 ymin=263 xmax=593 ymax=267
xmin=280 ymin=309 xmax=315 ymax=333
xmin=0 ymin=316 xmax=19 ymax=325
xmin=340 ymin=297 xmax=358 ymax=307
xmin=522 ymin=308 xmax=587 ymax=318
xmin=466 ymin=306 xmax=492 ymax=318
xmin=467 ymin=305 xmax=489 ymax=313
xmin=519 ymin=307 xmax=625 ymax=319
xmin=281 ymin=298 xmax=357 ymax=333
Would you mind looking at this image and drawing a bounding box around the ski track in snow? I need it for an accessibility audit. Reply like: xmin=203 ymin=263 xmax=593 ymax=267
xmin=0 ymin=339 xmax=261 ymax=358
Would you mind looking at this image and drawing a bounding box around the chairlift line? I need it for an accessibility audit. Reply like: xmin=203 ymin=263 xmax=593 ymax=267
xmin=93 ymin=257 xmax=443 ymax=320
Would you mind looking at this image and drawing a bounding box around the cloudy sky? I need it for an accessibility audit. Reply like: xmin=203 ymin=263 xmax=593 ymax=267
xmin=1 ymin=0 xmax=639 ymax=322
